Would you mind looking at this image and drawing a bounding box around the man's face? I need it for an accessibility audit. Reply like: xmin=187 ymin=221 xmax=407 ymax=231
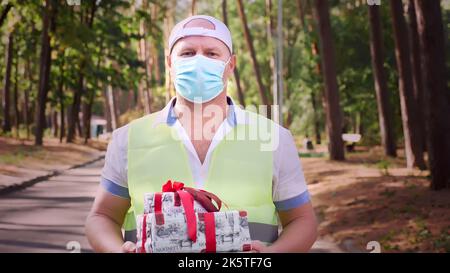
xmin=167 ymin=19 xmax=236 ymax=90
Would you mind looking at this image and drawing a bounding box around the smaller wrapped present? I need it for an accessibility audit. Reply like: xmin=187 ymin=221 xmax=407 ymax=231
xmin=136 ymin=210 xmax=252 ymax=253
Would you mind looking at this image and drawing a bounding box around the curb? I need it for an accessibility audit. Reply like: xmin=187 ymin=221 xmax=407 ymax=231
xmin=0 ymin=154 xmax=105 ymax=196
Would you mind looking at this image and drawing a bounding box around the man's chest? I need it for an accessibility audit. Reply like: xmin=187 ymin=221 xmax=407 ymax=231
xmin=190 ymin=138 xmax=211 ymax=164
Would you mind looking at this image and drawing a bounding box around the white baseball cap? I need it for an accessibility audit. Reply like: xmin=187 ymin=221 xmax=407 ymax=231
xmin=168 ymin=15 xmax=233 ymax=54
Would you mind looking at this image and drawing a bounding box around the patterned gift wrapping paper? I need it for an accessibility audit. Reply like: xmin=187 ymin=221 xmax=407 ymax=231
xmin=136 ymin=210 xmax=252 ymax=253
xmin=143 ymin=192 xmax=207 ymax=214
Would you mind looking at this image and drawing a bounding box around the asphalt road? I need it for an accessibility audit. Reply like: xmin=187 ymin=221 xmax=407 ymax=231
xmin=0 ymin=159 xmax=103 ymax=253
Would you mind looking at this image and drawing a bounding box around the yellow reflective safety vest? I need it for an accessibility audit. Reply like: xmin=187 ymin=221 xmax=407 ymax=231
xmin=124 ymin=110 xmax=279 ymax=243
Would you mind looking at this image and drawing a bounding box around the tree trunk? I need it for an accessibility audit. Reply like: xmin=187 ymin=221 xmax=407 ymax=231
xmin=222 ymin=0 xmax=245 ymax=107
xmin=300 ymin=0 xmax=322 ymax=145
xmin=390 ymin=0 xmax=426 ymax=169
xmin=83 ymin=41 xmax=103 ymax=143
xmin=236 ymin=0 xmax=270 ymax=116
xmin=191 ymin=0 xmax=197 ymax=16
xmin=83 ymin=91 xmax=95 ymax=143
xmin=311 ymin=92 xmax=321 ymax=145
xmin=312 ymin=0 xmax=345 ymax=160
xmin=107 ymin=79 xmax=118 ymax=130
xmin=414 ymin=0 xmax=450 ymax=190
xmin=137 ymin=1 xmax=152 ymax=114
xmin=57 ymin=51 xmax=65 ymax=143
xmin=67 ymin=73 xmax=83 ymax=142
xmin=408 ymin=0 xmax=426 ymax=152
xmin=24 ymin=57 xmax=32 ymax=140
xmin=52 ymin=109 xmax=58 ymax=138
xmin=67 ymin=0 xmax=97 ymax=143
xmin=265 ymin=0 xmax=276 ymax=110
xmin=102 ymin=86 xmax=112 ymax=133
xmin=0 ymin=3 xmax=13 ymax=27
xmin=368 ymin=5 xmax=397 ymax=157
xmin=13 ymin=48 xmax=19 ymax=138
xmin=2 ymin=31 xmax=13 ymax=133
xmin=163 ymin=0 xmax=175 ymax=103
xmin=35 ymin=0 xmax=55 ymax=146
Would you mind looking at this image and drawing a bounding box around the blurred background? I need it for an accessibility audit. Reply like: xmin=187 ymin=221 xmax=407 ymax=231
xmin=0 ymin=0 xmax=449 ymax=253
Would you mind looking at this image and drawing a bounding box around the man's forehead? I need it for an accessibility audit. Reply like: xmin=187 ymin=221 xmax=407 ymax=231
xmin=173 ymin=36 xmax=230 ymax=53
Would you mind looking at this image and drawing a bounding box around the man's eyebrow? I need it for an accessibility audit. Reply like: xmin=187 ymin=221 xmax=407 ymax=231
xmin=203 ymin=46 xmax=221 ymax=52
xmin=179 ymin=45 xmax=196 ymax=51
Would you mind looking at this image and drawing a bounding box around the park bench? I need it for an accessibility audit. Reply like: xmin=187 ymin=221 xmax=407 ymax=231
xmin=342 ymin=133 xmax=362 ymax=152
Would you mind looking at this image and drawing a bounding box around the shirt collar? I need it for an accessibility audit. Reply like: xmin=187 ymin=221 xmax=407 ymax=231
xmin=154 ymin=96 xmax=242 ymax=128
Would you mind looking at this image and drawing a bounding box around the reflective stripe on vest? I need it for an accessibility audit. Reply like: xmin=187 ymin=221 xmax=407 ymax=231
xmin=125 ymin=110 xmax=279 ymax=243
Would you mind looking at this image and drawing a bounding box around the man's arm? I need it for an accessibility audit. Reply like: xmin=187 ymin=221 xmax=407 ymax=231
xmin=85 ymin=186 xmax=134 ymax=253
xmin=252 ymin=201 xmax=318 ymax=253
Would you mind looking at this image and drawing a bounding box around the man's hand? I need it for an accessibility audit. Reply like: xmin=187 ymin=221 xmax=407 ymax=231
xmin=251 ymin=240 xmax=271 ymax=253
xmin=121 ymin=241 xmax=137 ymax=253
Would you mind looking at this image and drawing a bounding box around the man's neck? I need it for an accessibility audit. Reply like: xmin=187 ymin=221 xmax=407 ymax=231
xmin=174 ymin=92 xmax=229 ymax=141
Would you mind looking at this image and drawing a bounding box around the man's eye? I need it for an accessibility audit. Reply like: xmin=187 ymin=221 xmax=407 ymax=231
xmin=207 ymin=52 xmax=217 ymax=57
xmin=181 ymin=52 xmax=194 ymax=56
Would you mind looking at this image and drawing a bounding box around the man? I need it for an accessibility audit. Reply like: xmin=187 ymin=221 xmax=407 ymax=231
xmin=85 ymin=15 xmax=317 ymax=253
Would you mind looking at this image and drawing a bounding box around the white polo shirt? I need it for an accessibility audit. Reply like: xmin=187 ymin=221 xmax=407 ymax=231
xmin=101 ymin=97 xmax=310 ymax=211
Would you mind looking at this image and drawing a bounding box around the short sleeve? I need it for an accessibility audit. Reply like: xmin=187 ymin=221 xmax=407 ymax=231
xmin=272 ymin=127 xmax=310 ymax=211
xmin=100 ymin=125 xmax=130 ymax=199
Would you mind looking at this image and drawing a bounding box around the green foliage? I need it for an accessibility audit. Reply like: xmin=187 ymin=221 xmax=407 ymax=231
xmin=1 ymin=0 xmax=445 ymax=147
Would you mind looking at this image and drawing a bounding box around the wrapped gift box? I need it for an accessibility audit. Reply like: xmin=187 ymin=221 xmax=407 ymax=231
xmin=136 ymin=210 xmax=252 ymax=253
xmin=143 ymin=192 xmax=207 ymax=214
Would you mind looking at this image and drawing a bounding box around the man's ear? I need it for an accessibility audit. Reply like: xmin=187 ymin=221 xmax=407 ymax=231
xmin=225 ymin=54 xmax=236 ymax=77
xmin=167 ymin=54 xmax=172 ymax=69
xmin=229 ymin=54 xmax=236 ymax=71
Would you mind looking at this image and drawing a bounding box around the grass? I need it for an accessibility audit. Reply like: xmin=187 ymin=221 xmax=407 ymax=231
xmin=299 ymin=152 xmax=327 ymax=158
xmin=433 ymin=227 xmax=450 ymax=252
xmin=0 ymin=145 xmax=46 ymax=165
xmin=376 ymin=159 xmax=391 ymax=176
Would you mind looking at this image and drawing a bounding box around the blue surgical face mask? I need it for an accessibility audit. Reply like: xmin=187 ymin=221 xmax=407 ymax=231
xmin=173 ymin=54 xmax=230 ymax=103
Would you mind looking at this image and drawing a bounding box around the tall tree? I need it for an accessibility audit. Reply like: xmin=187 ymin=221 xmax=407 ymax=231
xmin=56 ymin=49 xmax=65 ymax=143
xmin=163 ymin=0 xmax=175 ymax=103
xmin=368 ymin=5 xmax=397 ymax=157
xmin=13 ymin=45 xmax=19 ymax=138
xmin=297 ymin=0 xmax=322 ymax=144
xmin=24 ymin=56 xmax=32 ymax=140
xmin=236 ymin=0 xmax=270 ymax=114
xmin=312 ymin=0 xmax=345 ymax=160
xmin=2 ymin=30 xmax=14 ymax=133
xmin=414 ymin=0 xmax=450 ymax=190
xmin=389 ymin=0 xmax=426 ymax=169
xmin=67 ymin=0 xmax=97 ymax=143
xmin=222 ymin=0 xmax=245 ymax=107
xmin=408 ymin=0 xmax=425 ymax=151
xmin=35 ymin=0 xmax=56 ymax=145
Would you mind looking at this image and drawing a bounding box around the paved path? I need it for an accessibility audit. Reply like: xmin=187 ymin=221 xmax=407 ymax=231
xmin=0 ymin=160 xmax=103 ymax=253
xmin=0 ymin=158 xmax=344 ymax=253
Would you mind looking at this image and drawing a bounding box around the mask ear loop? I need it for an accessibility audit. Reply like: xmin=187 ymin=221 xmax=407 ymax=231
xmin=222 ymin=56 xmax=232 ymax=76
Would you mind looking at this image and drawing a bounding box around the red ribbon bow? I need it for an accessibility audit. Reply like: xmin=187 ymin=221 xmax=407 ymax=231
xmin=162 ymin=180 xmax=185 ymax=192
xmin=156 ymin=180 xmax=197 ymax=242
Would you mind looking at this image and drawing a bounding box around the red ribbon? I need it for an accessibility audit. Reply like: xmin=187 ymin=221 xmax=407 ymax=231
xmin=204 ymin=212 xmax=216 ymax=253
xmin=162 ymin=180 xmax=185 ymax=192
xmin=160 ymin=180 xmax=197 ymax=242
xmin=141 ymin=214 xmax=147 ymax=253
